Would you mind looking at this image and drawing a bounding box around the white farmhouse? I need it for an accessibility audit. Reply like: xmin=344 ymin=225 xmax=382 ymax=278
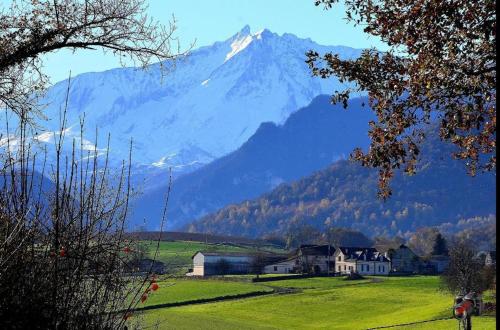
xmin=334 ymin=247 xmax=390 ymax=276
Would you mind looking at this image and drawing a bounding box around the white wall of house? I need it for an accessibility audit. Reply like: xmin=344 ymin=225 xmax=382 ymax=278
xmin=335 ymin=251 xmax=352 ymax=274
xmin=336 ymin=260 xmax=356 ymax=274
xmin=372 ymin=262 xmax=390 ymax=275
xmin=357 ymin=262 xmax=375 ymax=275
xmin=334 ymin=251 xmax=390 ymax=275
xmin=192 ymin=252 xmax=205 ymax=276
xmin=264 ymin=260 xmax=296 ymax=274
xmin=335 ymin=260 xmax=390 ymax=275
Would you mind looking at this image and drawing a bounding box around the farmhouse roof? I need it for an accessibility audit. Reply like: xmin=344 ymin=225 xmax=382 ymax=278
xmin=266 ymin=256 xmax=298 ymax=265
xmin=337 ymin=247 xmax=390 ymax=262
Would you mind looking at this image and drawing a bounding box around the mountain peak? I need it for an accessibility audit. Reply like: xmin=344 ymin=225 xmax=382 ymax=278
xmin=230 ymin=25 xmax=270 ymax=40
xmin=253 ymin=28 xmax=272 ymax=39
xmin=37 ymin=26 xmax=363 ymax=181
xmin=239 ymin=24 xmax=251 ymax=36
xmin=224 ymin=26 xmax=275 ymax=61
xmin=225 ymin=26 xmax=256 ymax=61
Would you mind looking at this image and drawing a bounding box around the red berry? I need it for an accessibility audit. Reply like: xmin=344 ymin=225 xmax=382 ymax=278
xmin=140 ymin=294 xmax=148 ymax=303
xmin=151 ymin=283 xmax=159 ymax=291
xmin=123 ymin=247 xmax=131 ymax=253
xmin=59 ymin=248 xmax=66 ymax=257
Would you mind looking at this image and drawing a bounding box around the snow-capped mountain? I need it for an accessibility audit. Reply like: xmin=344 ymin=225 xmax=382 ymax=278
xmin=130 ymin=95 xmax=374 ymax=230
xmin=13 ymin=26 xmax=363 ymax=178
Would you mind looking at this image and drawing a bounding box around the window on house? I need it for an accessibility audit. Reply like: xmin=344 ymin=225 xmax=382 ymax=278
xmin=274 ymin=266 xmax=278 ymax=271
xmin=367 ymin=265 xmax=369 ymax=272
xmin=361 ymin=265 xmax=364 ymax=272
xmin=344 ymin=265 xmax=346 ymax=271
xmin=338 ymin=256 xmax=341 ymax=261
xmin=338 ymin=265 xmax=341 ymax=271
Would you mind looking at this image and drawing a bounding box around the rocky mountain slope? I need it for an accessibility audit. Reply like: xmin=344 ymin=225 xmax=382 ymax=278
xmin=25 ymin=26 xmax=362 ymax=176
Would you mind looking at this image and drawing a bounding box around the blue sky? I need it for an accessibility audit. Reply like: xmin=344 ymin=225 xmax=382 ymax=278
xmin=36 ymin=0 xmax=388 ymax=83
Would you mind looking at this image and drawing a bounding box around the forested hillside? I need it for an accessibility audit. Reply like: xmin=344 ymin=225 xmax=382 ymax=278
xmin=186 ymin=130 xmax=496 ymax=238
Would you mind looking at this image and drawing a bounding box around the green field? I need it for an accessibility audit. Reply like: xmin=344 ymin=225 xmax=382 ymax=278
xmin=132 ymin=276 xmax=495 ymax=330
xmin=141 ymin=240 xmax=286 ymax=274
xmin=141 ymin=279 xmax=272 ymax=308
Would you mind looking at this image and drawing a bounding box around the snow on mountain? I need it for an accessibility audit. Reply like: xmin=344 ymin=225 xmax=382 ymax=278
xmin=15 ymin=26 xmax=363 ymax=177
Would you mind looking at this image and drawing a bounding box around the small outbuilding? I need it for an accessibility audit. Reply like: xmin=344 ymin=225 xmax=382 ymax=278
xmin=189 ymin=251 xmax=253 ymax=276
xmin=263 ymin=257 xmax=298 ymax=274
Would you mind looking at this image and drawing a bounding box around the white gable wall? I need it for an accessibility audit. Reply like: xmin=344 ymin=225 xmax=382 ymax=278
xmin=192 ymin=252 xmax=206 ymax=276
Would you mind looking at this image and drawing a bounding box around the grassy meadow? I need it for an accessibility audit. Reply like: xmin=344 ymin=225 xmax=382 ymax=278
xmin=142 ymin=279 xmax=272 ymax=308
xmin=127 ymin=241 xmax=495 ymax=329
xmin=133 ymin=276 xmax=495 ymax=330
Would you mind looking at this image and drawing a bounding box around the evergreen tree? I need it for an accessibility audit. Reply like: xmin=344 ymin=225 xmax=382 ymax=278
xmin=432 ymin=233 xmax=449 ymax=256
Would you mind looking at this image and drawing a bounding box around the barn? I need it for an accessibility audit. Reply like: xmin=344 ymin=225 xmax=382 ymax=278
xmin=189 ymin=251 xmax=253 ymax=276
